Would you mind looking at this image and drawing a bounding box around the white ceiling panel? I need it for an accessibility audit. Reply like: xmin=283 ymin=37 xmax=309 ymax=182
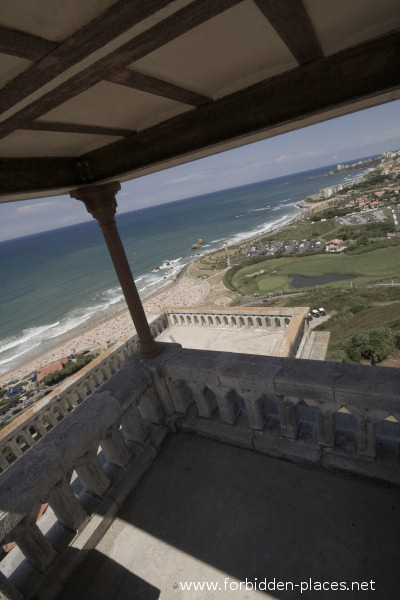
xmin=0 ymin=0 xmax=119 ymax=42
xmin=39 ymin=81 xmax=192 ymax=131
xmin=0 ymin=54 xmax=32 ymax=88
xmin=304 ymin=0 xmax=400 ymax=55
xmin=132 ymin=0 xmax=298 ymax=100
xmin=0 ymin=129 xmax=121 ymax=157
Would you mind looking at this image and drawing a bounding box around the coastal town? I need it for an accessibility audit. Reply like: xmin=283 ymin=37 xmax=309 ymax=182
xmin=1 ymin=149 xmax=400 ymax=428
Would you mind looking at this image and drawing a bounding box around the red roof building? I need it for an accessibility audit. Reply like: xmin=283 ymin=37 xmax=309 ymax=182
xmin=37 ymin=358 xmax=69 ymax=383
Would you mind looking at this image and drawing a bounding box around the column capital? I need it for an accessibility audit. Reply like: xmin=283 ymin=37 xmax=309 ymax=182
xmin=70 ymin=181 xmax=121 ymax=226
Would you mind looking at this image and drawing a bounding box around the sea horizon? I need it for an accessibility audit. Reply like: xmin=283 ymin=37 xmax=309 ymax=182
xmin=0 ymin=162 xmax=371 ymax=374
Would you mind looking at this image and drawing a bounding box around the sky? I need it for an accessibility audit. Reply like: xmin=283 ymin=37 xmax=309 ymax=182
xmin=1 ymin=99 xmax=400 ymax=241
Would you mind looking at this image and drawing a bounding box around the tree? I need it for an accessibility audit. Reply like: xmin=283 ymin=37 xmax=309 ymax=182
xmin=346 ymin=327 xmax=394 ymax=364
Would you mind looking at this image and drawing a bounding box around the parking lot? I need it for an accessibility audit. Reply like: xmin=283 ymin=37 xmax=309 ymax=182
xmin=334 ymin=208 xmax=387 ymax=227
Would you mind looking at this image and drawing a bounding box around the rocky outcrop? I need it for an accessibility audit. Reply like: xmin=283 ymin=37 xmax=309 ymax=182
xmin=191 ymin=238 xmax=205 ymax=249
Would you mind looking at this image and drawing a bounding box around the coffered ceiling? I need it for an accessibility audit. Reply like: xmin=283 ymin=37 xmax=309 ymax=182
xmin=0 ymin=0 xmax=399 ymax=201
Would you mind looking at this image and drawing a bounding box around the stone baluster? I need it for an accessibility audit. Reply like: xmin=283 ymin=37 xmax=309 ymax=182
xmin=100 ymin=425 xmax=131 ymax=467
xmin=55 ymin=400 xmax=68 ymax=418
xmin=187 ymin=382 xmax=218 ymax=418
xmin=356 ymin=416 xmax=377 ymax=458
xmin=316 ymin=409 xmax=336 ymax=447
xmin=74 ymin=386 xmax=86 ymax=403
xmin=132 ymin=389 xmax=162 ymax=426
xmin=0 ymin=452 xmax=10 ymax=471
xmin=44 ymin=410 xmax=59 ymax=427
xmin=33 ymin=418 xmax=49 ymax=437
xmin=86 ymin=378 xmax=97 ymax=394
xmin=121 ymin=405 xmax=149 ymax=444
xmin=147 ymin=370 xmax=175 ymax=416
xmin=9 ymin=521 xmax=57 ymax=571
xmin=213 ymin=387 xmax=240 ymax=424
xmin=48 ymin=479 xmax=88 ymax=531
xmin=102 ymin=365 xmax=112 ymax=380
xmin=75 ymin=454 xmax=110 ymax=497
xmin=64 ymin=393 xmax=79 ymax=410
xmin=91 ymin=371 xmax=102 ymax=388
xmin=17 ymin=430 xmax=35 ymax=449
xmin=243 ymin=391 xmax=266 ymax=430
xmin=166 ymin=379 xmax=194 ymax=413
xmin=6 ymin=440 xmax=23 ymax=459
xmin=275 ymin=396 xmax=300 ymax=440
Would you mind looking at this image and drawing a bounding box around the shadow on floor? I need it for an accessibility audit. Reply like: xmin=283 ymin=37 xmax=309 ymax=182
xmin=58 ymin=549 xmax=160 ymax=600
xmin=58 ymin=433 xmax=400 ymax=599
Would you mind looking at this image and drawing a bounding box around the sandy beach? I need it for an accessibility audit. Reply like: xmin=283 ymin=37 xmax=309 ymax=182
xmin=0 ymin=274 xmax=209 ymax=388
xmin=0 ymin=200 xmax=316 ymax=389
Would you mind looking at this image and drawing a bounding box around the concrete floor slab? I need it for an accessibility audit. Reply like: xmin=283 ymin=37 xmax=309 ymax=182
xmin=157 ymin=325 xmax=285 ymax=356
xmin=58 ymin=433 xmax=400 ymax=600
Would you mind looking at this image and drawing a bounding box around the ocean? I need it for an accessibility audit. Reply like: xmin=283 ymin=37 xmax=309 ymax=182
xmin=0 ymin=164 xmax=368 ymax=375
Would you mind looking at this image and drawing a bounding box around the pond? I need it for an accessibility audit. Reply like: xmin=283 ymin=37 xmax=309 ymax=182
xmin=290 ymin=273 xmax=356 ymax=289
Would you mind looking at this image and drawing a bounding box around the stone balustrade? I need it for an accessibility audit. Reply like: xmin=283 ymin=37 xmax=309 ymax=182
xmin=165 ymin=307 xmax=301 ymax=332
xmin=164 ymin=307 xmax=308 ymax=357
xmin=0 ymin=308 xmax=304 ymax=471
xmin=0 ymin=353 xmax=166 ymax=600
xmin=0 ymin=314 xmax=168 ymax=473
xmin=0 ymin=343 xmax=399 ymax=599
xmin=158 ymin=345 xmax=400 ymax=484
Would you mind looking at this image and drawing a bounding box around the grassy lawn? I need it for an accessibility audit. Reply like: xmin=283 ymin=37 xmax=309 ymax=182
xmin=264 ymin=285 xmax=400 ymax=363
xmin=316 ymin=301 xmax=400 ymax=362
xmin=230 ymin=246 xmax=400 ymax=296
xmin=262 ymin=218 xmax=340 ymax=242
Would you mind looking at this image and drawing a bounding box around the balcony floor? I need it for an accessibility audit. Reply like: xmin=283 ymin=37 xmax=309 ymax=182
xmin=58 ymin=433 xmax=400 ymax=599
xmin=156 ymin=325 xmax=286 ymax=356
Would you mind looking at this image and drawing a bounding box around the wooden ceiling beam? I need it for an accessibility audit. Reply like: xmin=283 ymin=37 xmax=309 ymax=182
xmin=23 ymin=122 xmax=133 ymax=137
xmin=0 ymin=27 xmax=56 ymax=61
xmin=253 ymin=0 xmax=323 ymax=63
xmin=1 ymin=31 xmax=399 ymax=198
xmin=0 ymin=0 xmax=240 ymax=140
xmin=0 ymin=0 xmax=177 ymax=115
xmin=106 ymin=69 xmax=211 ymax=106
xmin=85 ymin=31 xmax=400 ymax=181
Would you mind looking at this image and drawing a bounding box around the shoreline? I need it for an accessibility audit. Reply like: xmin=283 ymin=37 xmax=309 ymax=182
xmin=0 ymin=199 xmax=316 ymax=388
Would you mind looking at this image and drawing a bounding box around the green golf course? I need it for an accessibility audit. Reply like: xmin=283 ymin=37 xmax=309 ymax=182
xmin=229 ymin=246 xmax=400 ymax=296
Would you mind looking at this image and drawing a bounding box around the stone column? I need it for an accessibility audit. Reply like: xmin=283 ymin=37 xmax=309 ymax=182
xmin=71 ymin=182 xmax=160 ymax=359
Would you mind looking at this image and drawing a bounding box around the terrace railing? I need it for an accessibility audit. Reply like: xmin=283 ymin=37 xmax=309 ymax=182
xmin=0 ymin=343 xmax=399 ymax=599
xmin=0 ymin=314 xmax=169 ymax=472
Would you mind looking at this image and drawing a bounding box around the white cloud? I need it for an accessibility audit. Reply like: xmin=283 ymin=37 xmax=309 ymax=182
xmin=16 ymin=201 xmax=55 ymax=214
xmin=357 ymin=128 xmax=400 ymax=146
xmin=274 ymin=150 xmax=325 ymax=163
xmin=165 ymin=170 xmax=216 ymax=185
